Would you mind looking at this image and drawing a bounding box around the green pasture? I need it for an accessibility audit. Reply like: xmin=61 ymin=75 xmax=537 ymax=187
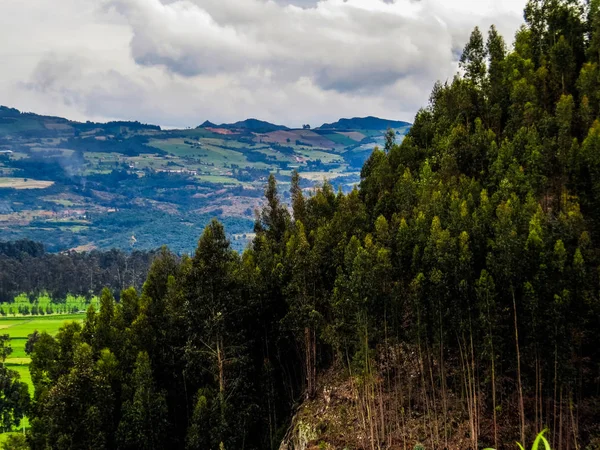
xmin=0 ymin=313 xmax=85 ymax=438
xmin=196 ymin=175 xmax=244 ymax=185
xmin=43 ymin=198 xmax=75 ymax=207
xmin=314 ymin=132 xmax=357 ymax=147
xmin=1 ymin=314 xmax=85 ymax=360
xmin=148 ymin=138 xmax=197 ymax=156
xmin=200 ymin=137 xmax=250 ymax=149
xmin=167 ymin=128 xmax=221 ymax=139
xmin=254 ymin=148 xmax=296 ymax=163
xmin=150 ymin=137 xmax=275 ymax=170
xmin=198 ymin=142 xmax=252 ymax=166
xmin=295 ymin=147 xmax=343 ymax=164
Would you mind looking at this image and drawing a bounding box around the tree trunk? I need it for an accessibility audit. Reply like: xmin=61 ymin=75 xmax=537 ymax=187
xmin=486 ymin=297 xmax=498 ymax=450
xmin=554 ymin=335 xmax=559 ymax=449
xmin=217 ymin=337 xmax=225 ymax=394
xmin=305 ymin=326 xmax=314 ymax=399
xmin=513 ymin=286 xmax=526 ymax=445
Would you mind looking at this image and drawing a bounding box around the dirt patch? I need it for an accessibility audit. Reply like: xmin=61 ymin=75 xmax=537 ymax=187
xmin=69 ymin=243 xmax=97 ymax=253
xmin=254 ymin=130 xmax=339 ymax=149
xmin=280 ymin=345 xmax=508 ymax=450
xmin=196 ymin=196 xmax=263 ymax=218
xmin=206 ymin=127 xmax=238 ymax=135
xmin=254 ymin=130 xmax=302 ymax=145
xmin=44 ymin=122 xmax=72 ymax=131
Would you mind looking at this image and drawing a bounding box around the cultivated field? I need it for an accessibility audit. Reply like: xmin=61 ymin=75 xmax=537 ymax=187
xmin=1 ymin=314 xmax=86 ymax=392
xmin=0 ymin=313 xmax=85 ymax=440
xmin=0 ymin=178 xmax=54 ymax=189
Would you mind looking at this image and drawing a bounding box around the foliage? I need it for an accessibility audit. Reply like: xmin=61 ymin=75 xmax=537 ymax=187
xmin=0 ymin=242 xmax=156 ymax=302
xmin=0 ymin=336 xmax=30 ymax=433
xmin=1 ymin=433 xmax=29 ymax=450
xmin=484 ymin=429 xmax=552 ymax=450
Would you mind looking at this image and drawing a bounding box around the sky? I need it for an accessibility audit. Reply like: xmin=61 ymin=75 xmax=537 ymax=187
xmin=0 ymin=0 xmax=527 ymax=128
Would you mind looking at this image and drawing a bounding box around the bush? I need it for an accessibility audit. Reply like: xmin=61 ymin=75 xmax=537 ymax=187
xmin=1 ymin=433 xmax=29 ymax=450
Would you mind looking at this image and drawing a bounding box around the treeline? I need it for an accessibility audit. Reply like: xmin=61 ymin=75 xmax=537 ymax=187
xmin=5 ymin=304 xmax=59 ymax=316
xmin=13 ymin=0 xmax=600 ymax=449
xmin=0 ymin=240 xmax=156 ymax=302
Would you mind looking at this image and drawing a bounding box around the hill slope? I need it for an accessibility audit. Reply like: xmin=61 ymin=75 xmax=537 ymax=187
xmin=0 ymin=106 xmax=410 ymax=253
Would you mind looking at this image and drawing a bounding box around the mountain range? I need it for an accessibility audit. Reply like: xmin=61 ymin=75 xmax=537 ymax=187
xmin=0 ymin=106 xmax=411 ymax=253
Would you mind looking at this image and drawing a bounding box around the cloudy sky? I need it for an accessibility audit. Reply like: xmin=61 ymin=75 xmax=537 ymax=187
xmin=0 ymin=0 xmax=527 ymax=128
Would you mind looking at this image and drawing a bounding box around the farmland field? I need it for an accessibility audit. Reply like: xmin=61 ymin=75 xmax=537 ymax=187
xmin=0 ymin=313 xmax=84 ymax=439
xmin=0 ymin=313 xmax=87 ymax=400
xmin=0 ymin=178 xmax=54 ymax=190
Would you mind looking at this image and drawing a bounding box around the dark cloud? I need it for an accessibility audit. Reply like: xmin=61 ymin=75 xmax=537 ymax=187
xmin=110 ymin=0 xmax=456 ymax=93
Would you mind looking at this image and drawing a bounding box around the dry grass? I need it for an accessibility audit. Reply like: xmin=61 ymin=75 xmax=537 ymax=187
xmin=69 ymin=243 xmax=97 ymax=253
xmin=0 ymin=177 xmax=54 ymax=190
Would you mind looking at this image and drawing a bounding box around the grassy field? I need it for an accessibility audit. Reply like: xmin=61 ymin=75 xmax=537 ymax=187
xmin=0 ymin=296 xmax=95 ymax=398
xmin=1 ymin=313 xmax=85 ymax=362
xmin=1 ymin=314 xmax=85 ymax=413
xmin=0 ymin=314 xmax=85 ymax=439
xmin=0 ymin=178 xmax=54 ymax=190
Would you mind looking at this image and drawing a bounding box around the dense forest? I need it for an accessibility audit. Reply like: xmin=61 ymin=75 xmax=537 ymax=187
xmin=4 ymin=0 xmax=600 ymax=448
xmin=0 ymin=240 xmax=155 ymax=302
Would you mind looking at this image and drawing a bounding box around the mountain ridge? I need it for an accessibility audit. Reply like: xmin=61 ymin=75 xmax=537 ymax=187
xmin=318 ymin=115 xmax=411 ymax=130
xmin=198 ymin=118 xmax=289 ymax=133
xmin=0 ymin=105 xmax=410 ymax=133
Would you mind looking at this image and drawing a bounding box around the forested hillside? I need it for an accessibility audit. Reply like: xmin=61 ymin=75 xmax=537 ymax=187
xmin=6 ymin=0 xmax=600 ymax=449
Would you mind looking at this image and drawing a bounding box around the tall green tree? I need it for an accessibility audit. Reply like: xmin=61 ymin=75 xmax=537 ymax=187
xmin=460 ymin=27 xmax=487 ymax=87
xmin=117 ymin=352 xmax=168 ymax=450
xmin=0 ymin=335 xmax=29 ymax=433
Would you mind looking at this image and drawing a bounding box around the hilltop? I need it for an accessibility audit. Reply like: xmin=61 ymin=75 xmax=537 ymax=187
xmin=198 ymin=118 xmax=289 ymax=133
xmin=318 ymin=115 xmax=411 ymax=130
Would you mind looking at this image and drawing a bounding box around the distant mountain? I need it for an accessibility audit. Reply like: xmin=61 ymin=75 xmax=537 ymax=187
xmin=199 ymin=118 xmax=289 ymax=133
xmin=0 ymin=106 xmax=161 ymax=131
xmin=318 ymin=116 xmax=411 ymax=131
xmin=0 ymin=104 xmax=411 ymax=254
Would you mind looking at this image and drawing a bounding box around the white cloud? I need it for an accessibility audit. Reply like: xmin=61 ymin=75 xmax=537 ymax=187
xmin=0 ymin=0 xmax=527 ymax=128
